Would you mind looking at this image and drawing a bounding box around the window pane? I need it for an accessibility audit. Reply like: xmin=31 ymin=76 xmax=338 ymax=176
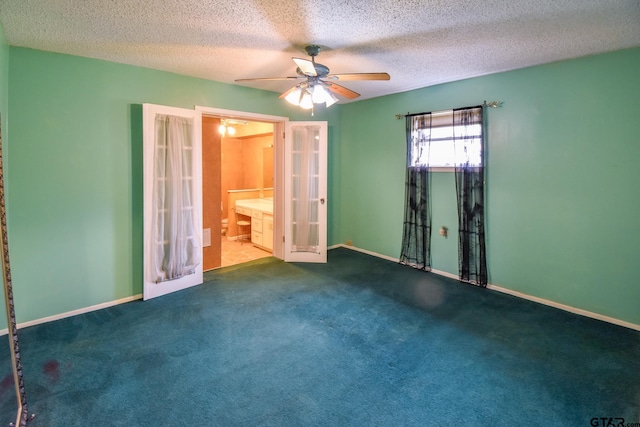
xmin=408 ymin=110 xmax=483 ymax=168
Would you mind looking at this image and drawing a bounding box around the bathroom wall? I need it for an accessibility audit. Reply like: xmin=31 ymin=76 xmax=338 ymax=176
xmin=220 ymin=131 xmax=274 ymax=220
xmin=202 ymin=116 xmax=222 ymax=270
xmin=243 ymin=135 xmax=273 ymax=189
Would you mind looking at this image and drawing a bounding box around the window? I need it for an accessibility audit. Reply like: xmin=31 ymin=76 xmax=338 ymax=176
xmin=408 ymin=108 xmax=483 ymax=168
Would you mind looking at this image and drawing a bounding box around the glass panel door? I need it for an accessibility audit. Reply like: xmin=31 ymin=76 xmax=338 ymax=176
xmin=143 ymin=103 xmax=203 ymax=300
xmin=284 ymin=121 xmax=327 ymax=263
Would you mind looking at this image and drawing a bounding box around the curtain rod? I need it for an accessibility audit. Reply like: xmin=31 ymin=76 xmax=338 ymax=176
xmin=394 ymin=100 xmax=503 ymax=120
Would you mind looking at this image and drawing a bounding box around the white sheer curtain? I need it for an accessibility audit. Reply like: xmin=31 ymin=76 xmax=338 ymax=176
xmin=292 ymin=125 xmax=320 ymax=252
xmin=150 ymin=114 xmax=201 ymax=283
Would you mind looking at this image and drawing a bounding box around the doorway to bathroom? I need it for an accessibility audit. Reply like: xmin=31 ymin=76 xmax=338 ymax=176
xmin=218 ymin=118 xmax=274 ymax=267
xmin=199 ymin=107 xmax=286 ymax=270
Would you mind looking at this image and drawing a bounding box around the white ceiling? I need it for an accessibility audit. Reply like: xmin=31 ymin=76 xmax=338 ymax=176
xmin=1 ymin=0 xmax=639 ymax=103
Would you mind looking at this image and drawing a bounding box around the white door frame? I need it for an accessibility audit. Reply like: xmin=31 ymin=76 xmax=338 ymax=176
xmin=195 ymin=106 xmax=288 ymax=260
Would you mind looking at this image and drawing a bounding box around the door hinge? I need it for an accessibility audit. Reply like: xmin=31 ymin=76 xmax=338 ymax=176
xmin=282 ymin=235 xmax=285 ymax=243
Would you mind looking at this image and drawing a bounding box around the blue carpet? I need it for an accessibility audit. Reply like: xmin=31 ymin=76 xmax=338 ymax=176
xmin=3 ymin=247 xmax=639 ymax=426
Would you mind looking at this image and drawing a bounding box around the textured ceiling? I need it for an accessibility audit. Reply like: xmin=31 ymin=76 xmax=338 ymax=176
xmin=0 ymin=0 xmax=639 ymax=103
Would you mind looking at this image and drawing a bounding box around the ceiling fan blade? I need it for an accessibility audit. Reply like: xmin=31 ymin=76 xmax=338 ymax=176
xmin=328 ymin=72 xmax=390 ymax=81
xmin=326 ymin=82 xmax=360 ymax=99
xmin=235 ymin=76 xmax=302 ymax=82
xmin=292 ymin=57 xmax=317 ymax=76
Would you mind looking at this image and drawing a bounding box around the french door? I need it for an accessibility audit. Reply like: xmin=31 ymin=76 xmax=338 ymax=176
xmin=141 ymin=104 xmax=326 ymax=300
xmin=283 ymin=121 xmax=328 ymax=263
xmin=143 ymin=103 xmax=203 ymax=300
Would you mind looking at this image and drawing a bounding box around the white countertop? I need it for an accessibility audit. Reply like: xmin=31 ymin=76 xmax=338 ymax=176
xmin=235 ymin=198 xmax=273 ymax=215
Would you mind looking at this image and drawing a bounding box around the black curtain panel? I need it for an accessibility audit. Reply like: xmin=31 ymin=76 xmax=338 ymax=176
xmin=453 ymin=107 xmax=487 ymax=287
xmin=400 ymin=114 xmax=432 ymax=270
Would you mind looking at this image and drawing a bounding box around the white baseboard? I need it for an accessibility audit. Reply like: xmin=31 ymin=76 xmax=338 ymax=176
xmin=332 ymin=244 xmax=640 ymax=332
xmin=330 ymin=243 xmax=399 ymax=262
xmin=0 ymin=294 xmax=143 ymax=336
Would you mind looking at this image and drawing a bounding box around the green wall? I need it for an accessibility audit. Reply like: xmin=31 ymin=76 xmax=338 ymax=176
xmin=6 ymin=47 xmax=340 ymax=323
xmin=339 ymin=48 xmax=640 ymax=326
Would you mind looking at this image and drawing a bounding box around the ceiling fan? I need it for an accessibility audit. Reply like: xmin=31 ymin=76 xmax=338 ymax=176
xmin=235 ymin=45 xmax=390 ymax=110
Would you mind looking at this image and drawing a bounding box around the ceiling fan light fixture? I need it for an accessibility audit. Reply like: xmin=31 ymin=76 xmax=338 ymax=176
xmin=325 ymin=91 xmax=339 ymax=108
xmin=299 ymin=91 xmax=314 ymax=109
xmin=311 ymin=84 xmax=329 ymax=104
xmin=311 ymin=84 xmax=339 ymax=108
xmin=237 ymin=44 xmax=389 ymax=113
xmin=285 ymin=86 xmax=303 ymax=106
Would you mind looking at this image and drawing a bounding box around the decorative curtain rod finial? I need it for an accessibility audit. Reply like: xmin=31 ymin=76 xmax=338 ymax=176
xmin=483 ymin=100 xmax=503 ymax=108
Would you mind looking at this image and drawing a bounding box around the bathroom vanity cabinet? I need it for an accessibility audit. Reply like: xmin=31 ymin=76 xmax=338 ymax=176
xmin=235 ymin=198 xmax=274 ymax=252
xmin=262 ymin=214 xmax=273 ymax=252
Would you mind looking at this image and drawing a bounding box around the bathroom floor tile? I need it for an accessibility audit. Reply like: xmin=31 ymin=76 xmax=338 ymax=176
xmin=220 ymin=236 xmax=272 ymax=267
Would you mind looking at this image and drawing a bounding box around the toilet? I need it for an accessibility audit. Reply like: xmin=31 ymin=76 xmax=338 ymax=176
xmin=221 ymin=218 xmax=228 ymax=235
